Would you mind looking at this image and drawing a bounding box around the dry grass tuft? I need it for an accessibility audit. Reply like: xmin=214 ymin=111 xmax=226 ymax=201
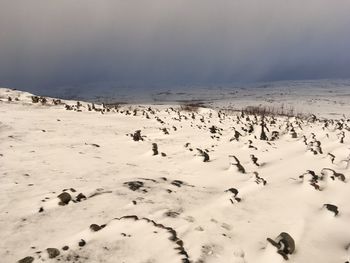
xmin=179 ymin=102 xmax=205 ymax=112
xmin=241 ymin=105 xmax=303 ymax=118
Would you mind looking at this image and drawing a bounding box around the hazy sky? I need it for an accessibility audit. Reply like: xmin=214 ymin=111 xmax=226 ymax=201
xmin=1 ymin=0 xmax=350 ymax=92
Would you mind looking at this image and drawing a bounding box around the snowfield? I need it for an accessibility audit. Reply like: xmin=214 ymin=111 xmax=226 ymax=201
xmin=0 ymin=87 xmax=350 ymax=263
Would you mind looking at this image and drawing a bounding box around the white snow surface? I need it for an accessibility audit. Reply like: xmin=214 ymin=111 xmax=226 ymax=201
xmin=0 ymin=87 xmax=350 ymax=263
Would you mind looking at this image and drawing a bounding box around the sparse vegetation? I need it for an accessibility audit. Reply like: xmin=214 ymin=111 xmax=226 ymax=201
xmin=242 ymin=104 xmax=299 ymax=117
xmin=180 ymin=102 xmax=204 ymax=112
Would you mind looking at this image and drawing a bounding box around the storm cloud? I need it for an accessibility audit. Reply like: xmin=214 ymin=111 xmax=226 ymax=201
xmin=1 ymin=0 xmax=350 ymax=92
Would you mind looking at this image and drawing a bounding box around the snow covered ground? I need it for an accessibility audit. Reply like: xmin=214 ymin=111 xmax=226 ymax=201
xmin=0 ymin=87 xmax=350 ymax=263
xmin=42 ymin=79 xmax=350 ymax=119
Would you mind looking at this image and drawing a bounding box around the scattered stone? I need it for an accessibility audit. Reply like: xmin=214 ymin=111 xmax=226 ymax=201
xmin=323 ymin=204 xmax=339 ymax=216
xmin=321 ymin=168 xmax=346 ymax=182
xmin=267 ymin=232 xmax=295 ymax=260
xmin=31 ymin=96 xmax=39 ymax=103
xmin=250 ymin=154 xmax=260 ymax=166
xmin=164 ymin=211 xmax=180 ymax=218
xmin=17 ymin=256 xmax=34 ymax=263
xmin=62 ymin=246 xmax=69 ymax=251
xmin=197 ymin=148 xmax=210 ymax=162
xmin=40 ymin=97 xmax=47 ymax=104
xmin=171 ymin=180 xmax=184 ymax=187
xmin=226 ymin=187 xmax=242 ymax=203
xmin=260 ymin=120 xmax=268 ymax=141
xmin=76 ymin=193 xmax=87 ymax=202
xmin=161 ymin=128 xmax=169 ymax=135
xmin=209 ymin=125 xmax=218 ymax=134
xmin=229 ymin=155 xmax=246 ymax=173
xmin=90 ymin=224 xmax=102 ymax=232
xmin=225 ymin=188 xmax=239 ymax=196
xmin=132 ymin=130 xmax=143 ymax=141
xmin=291 ymin=129 xmax=298 ymax=138
xmin=52 ymin=99 xmax=62 ymax=105
xmin=46 ymin=248 xmax=60 ymax=258
xmin=232 ymin=129 xmax=242 ymax=141
xmin=78 ymin=239 xmax=86 ymax=247
xmin=254 ymin=172 xmax=267 ymax=185
xmin=152 ymin=143 xmax=159 ymax=155
xmin=271 ymin=131 xmax=280 ymax=141
xmin=327 ymin=153 xmax=335 ymax=164
xmin=124 ymin=181 xmax=144 ymax=191
xmin=57 ymin=192 xmax=71 ymax=205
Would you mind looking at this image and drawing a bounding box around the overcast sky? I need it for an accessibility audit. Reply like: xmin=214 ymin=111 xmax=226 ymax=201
xmin=1 ymin=0 xmax=350 ymax=92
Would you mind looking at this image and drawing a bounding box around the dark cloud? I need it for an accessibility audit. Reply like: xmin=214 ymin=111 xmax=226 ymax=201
xmin=1 ymin=0 xmax=350 ymax=93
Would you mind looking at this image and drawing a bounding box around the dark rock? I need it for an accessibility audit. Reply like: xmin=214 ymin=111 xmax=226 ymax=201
xmin=271 ymin=131 xmax=279 ymax=141
xmin=132 ymin=130 xmax=143 ymax=141
xmin=254 ymin=172 xmax=267 ymax=185
xmin=152 ymin=143 xmax=159 ymax=155
xmin=230 ymin=155 xmax=246 ymax=174
xmin=90 ymin=224 xmax=102 ymax=232
xmin=176 ymin=240 xmax=184 ymax=247
xmin=197 ymin=148 xmax=209 ymax=162
xmin=225 ymin=188 xmax=239 ymax=196
xmin=57 ymin=192 xmax=71 ymax=205
xmin=124 ymin=181 xmax=144 ymax=191
xmin=267 ymin=232 xmax=295 ymax=260
xmin=260 ymin=120 xmax=268 ymax=141
xmin=31 ymin=96 xmax=39 ymax=103
xmin=62 ymin=246 xmax=69 ymax=251
xmin=323 ymin=204 xmax=339 ymax=216
xmin=75 ymin=193 xmax=87 ymax=202
xmin=171 ymin=180 xmax=184 ymax=187
xmin=78 ymin=239 xmax=86 ymax=247
xmin=17 ymin=256 xmax=34 ymax=263
xmin=40 ymin=97 xmax=47 ymax=104
xmin=234 ymin=197 xmax=242 ymax=202
xmin=209 ymin=125 xmax=217 ymax=134
xmin=46 ymin=248 xmax=60 ymax=258
xmin=161 ymin=128 xmax=169 ymax=135
xmin=250 ymin=154 xmax=260 ymax=166
xmin=164 ymin=211 xmax=180 ymax=218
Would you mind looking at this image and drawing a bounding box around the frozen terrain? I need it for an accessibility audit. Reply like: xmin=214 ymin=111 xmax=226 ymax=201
xmin=1 ymin=87 xmax=350 ymax=263
xmin=43 ymin=79 xmax=350 ymax=119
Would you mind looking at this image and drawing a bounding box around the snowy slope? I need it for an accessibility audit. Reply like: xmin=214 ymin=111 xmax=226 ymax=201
xmin=0 ymin=87 xmax=350 ymax=263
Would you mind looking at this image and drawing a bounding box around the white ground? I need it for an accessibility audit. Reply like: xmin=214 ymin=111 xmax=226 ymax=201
xmin=0 ymin=87 xmax=350 ymax=263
